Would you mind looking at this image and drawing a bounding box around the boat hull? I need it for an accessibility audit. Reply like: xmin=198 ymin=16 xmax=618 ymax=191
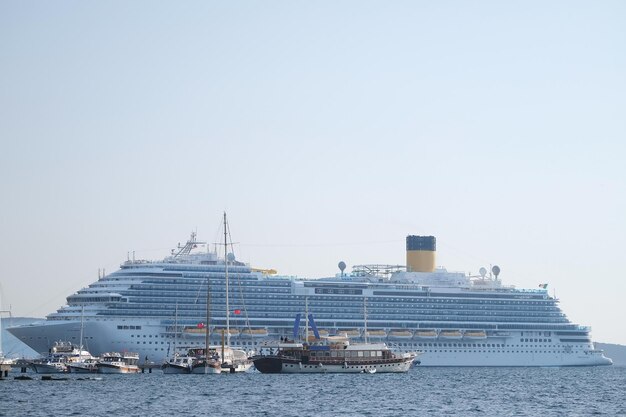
xmin=31 ymin=363 xmax=67 ymax=374
xmin=97 ymin=364 xmax=140 ymax=374
xmin=163 ymin=364 xmax=193 ymax=374
xmin=252 ymin=356 xmax=413 ymax=374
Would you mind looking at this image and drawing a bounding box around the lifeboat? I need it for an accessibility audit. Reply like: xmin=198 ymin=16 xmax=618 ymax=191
xmin=438 ymin=330 xmax=463 ymax=339
xmin=364 ymin=330 xmax=387 ymax=339
xmin=414 ymin=330 xmax=438 ymax=339
xmin=339 ymin=329 xmax=361 ymax=338
xmin=464 ymin=330 xmax=487 ymax=340
xmin=214 ymin=328 xmax=240 ymax=337
xmin=388 ymin=330 xmax=414 ymax=339
xmin=241 ymin=328 xmax=269 ymax=338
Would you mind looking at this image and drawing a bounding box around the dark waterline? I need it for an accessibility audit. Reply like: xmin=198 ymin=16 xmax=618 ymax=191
xmin=3 ymin=366 xmax=625 ymax=417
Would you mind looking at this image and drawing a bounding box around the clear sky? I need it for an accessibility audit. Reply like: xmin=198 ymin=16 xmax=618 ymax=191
xmin=1 ymin=1 xmax=625 ymax=345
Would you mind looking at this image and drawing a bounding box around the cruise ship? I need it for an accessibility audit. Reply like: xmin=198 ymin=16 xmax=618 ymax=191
xmin=8 ymin=233 xmax=612 ymax=366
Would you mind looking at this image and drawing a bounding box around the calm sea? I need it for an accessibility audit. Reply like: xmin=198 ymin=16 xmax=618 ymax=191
xmin=2 ymin=366 xmax=625 ymax=417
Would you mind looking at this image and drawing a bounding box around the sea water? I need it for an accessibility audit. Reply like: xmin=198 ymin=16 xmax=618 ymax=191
xmin=2 ymin=366 xmax=625 ymax=417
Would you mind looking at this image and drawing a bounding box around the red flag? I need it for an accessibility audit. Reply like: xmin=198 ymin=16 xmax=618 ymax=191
xmin=234 ymin=309 xmax=241 ymax=315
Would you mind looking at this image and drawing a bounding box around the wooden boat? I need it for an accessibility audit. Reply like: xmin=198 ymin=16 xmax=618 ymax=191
xmin=252 ymin=335 xmax=418 ymax=374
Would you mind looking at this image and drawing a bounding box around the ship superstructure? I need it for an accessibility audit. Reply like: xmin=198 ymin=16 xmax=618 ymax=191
xmin=8 ymin=234 xmax=612 ymax=366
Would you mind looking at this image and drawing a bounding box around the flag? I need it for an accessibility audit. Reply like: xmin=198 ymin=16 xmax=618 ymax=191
xmin=233 ymin=309 xmax=241 ymax=315
xmin=538 ymin=283 xmax=548 ymax=289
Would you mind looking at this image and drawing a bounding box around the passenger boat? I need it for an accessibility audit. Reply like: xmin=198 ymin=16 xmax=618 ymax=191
xmin=97 ymin=352 xmax=140 ymax=374
xmin=9 ymin=231 xmax=613 ymax=367
xmin=251 ymin=335 xmax=417 ymax=374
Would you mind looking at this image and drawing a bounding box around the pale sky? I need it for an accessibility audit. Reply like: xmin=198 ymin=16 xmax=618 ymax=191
xmin=1 ymin=1 xmax=625 ymax=345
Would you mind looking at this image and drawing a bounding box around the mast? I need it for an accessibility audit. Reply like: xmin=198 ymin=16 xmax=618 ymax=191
xmin=363 ymin=297 xmax=368 ymax=344
xmin=224 ymin=212 xmax=230 ymax=348
xmin=79 ymin=304 xmax=85 ymax=352
xmin=204 ymin=277 xmax=210 ymax=373
xmin=173 ymin=302 xmax=178 ymax=356
xmin=305 ymin=297 xmax=309 ymax=343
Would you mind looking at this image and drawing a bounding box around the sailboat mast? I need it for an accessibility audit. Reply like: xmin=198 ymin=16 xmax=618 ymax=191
xmin=205 ymin=278 xmax=210 ymax=372
xmin=79 ymin=305 xmax=85 ymax=351
xmin=305 ymin=297 xmax=309 ymax=343
xmin=224 ymin=212 xmax=230 ymax=347
xmin=174 ymin=302 xmax=178 ymax=355
xmin=363 ymin=297 xmax=368 ymax=344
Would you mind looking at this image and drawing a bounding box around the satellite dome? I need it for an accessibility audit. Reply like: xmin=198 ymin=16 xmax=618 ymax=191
xmin=227 ymin=252 xmax=236 ymax=262
xmin=491 ymin=265 xmax=501 ymax=278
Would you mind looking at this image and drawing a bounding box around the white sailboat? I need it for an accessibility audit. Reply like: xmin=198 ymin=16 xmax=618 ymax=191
xmin=190 ymin=274 xmax=222 ymax=374
xmin=220 ymin=212 xmax=252 ymax=373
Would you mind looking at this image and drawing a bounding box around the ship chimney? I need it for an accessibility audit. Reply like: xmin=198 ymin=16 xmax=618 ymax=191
xmin=406 ymin=235 xmax=436 ymax=272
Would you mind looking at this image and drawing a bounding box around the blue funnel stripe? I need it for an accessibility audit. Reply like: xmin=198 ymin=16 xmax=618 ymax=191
xmin=293 ymin=313 xmax=301 ymax=340
xmin=308 ymin=314 xmax=320 ymax=339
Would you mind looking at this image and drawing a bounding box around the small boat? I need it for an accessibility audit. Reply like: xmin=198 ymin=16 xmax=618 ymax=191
xmin=162 ymin=351 xmax=196 ymax=374
xmin=251 ymin=335 xmax=418 ymax=374
xmin=97 ymin=352 xmax=140 ymax=374
xmin=31 ymin=341 xmax=87 ymax=374
xmin=464 ymin=330 xmax=487 ymax=340
xmin=220 ymin=348 xmax=253 ymax=373
xmin=438 ymin=330 xmax=463 ymax=339
xmin=67 ymin=357 xmax=99 ymax=373
xmin=388 ymin=330 xmax=414 ymax=339
xmin=414 ymin=330 xmax=438 ymax=339
xmin=189 ymin=348 xmax=222 ymax=374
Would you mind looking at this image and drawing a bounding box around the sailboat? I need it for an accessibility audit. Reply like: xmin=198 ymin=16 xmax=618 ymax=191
xmin=190 ymin=275 xmax=222 ymax=374
xmin=67 ymin=305 xmax=98 ymax=373
xmin=218 ymin=212 xmax=253 ymax=373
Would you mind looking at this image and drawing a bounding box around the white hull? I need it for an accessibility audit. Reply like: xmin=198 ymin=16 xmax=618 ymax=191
xmin=191 ymin=366 xmax=222 ymax=374
xmin=162 ymin=365 xmax=192 ymax=374
xmin=221 ymin=361 xmax=253 ymax=373
xmin=31 ymin=363 xmax=66 ymax=374
xmin=97 ymin=365 xmax=140 ymax=374
xmin=10 ymin=320 xmax=612 ymax=367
